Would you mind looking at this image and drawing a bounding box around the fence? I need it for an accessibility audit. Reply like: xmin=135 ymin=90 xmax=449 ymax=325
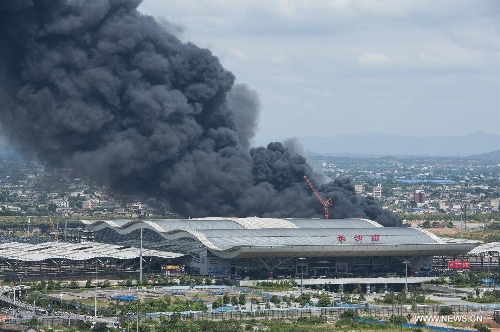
xmin=2 ymin=316 xmax=84 ymax=328
xmin=356 ymin=318 xmax=476 ymax=332
xmin=122 ymin=304 xmax=499 ymax=323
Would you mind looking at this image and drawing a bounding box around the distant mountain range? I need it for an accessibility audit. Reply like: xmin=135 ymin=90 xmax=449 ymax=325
xmin=467 ymin=149 xmax=500 ymax=161
xmin=1 ymin=132 xmax=499 ymax=160
xmin=256 ymin=132 xmax=500 ymax=157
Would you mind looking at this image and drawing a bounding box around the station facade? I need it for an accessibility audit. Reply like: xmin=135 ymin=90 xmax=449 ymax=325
xmin=82 ymin=217 xmax=479 ymax=281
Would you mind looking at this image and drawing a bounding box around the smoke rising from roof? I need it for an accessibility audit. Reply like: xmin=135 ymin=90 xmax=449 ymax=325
xmin=0 ymin=0 xmax=400 ymax=226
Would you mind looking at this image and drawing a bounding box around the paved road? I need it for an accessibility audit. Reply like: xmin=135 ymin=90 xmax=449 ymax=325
xmin=0 ymin=287 xmax=119 ymax=327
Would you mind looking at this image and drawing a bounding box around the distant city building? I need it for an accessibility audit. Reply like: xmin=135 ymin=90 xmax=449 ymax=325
xmin=49 ymin=198 xmax=69 ymax=208
xmin=355 ymin=184 xmax=364 ymax=194
xmin=373 ymin=184 xmax=382 ymax=198
xmin=82 ymin=199 xmax=99 ymax=209
xmin=131 ymin=202 xmax=143 ymax=210
xmin=414 ymin=189 xmax=426 ymax=204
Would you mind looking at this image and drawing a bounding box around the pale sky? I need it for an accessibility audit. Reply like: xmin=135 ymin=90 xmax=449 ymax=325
xmin=139 ymin=0 xmax=500 ymax=143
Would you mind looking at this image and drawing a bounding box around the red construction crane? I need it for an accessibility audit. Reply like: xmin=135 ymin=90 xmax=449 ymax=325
xmin=304 ymin=175 xmax=333 ymax=219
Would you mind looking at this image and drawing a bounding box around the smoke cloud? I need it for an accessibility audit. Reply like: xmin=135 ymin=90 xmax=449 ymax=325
xmin=0 ymin=0 xmax=400 ymax=226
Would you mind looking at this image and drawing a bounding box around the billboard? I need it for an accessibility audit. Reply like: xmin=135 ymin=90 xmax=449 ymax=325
xmin=161 ymin=265 xmax=185 ymax=276
xmin=448 ymin=261 xmax=470 ymax=269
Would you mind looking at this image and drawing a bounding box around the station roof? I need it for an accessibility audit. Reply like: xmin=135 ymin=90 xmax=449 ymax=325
xmin=468 ymin=242 xmax=500 ymax=256
xmin=82 ymin=217 xmax=480 ymax=259
xmin=0 ymin=241 xmax=183 ymax=262
xmin=83 ymin=217 xmax=383 ymax=231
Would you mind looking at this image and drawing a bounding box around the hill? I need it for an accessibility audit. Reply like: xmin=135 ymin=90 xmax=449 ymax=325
xmin=255 ymin=132 xmax=500 ymax=157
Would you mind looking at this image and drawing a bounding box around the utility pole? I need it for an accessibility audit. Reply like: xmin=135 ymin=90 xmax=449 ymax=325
xmin=64 ymin=220 xmax=68 ymax=242
xmin=463 ymin=202 xmax=467 ymax=230
xmin=139 ymin=228 xmax=143 ymax=285
xmin=299 ymin=257 xmax=305 ymax=296
xmin=460 ymin=212 xmax=463 ymax=238
xmin=404 ymin=260 xmax=409 ymax=293
xmin=136 ymin=298 xmax=139 ymax=332
xmin=94 ymin=264 xmax=97 ymax=318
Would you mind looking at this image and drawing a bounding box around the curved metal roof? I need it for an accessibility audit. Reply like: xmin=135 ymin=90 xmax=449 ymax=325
xmin=81 ymin=217 xmax=382 ymax=231
xmin=82 ymin=217 xmax=479 ymax=259
xmin=468 ymin=242 xmax=500 ymax=256
xmin=0 ymin=241 xmax=182 ymax=262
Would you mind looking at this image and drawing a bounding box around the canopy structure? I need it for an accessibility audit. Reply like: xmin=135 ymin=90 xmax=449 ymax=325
xmin=0 ymin=240 xmax=183 ymax=281
xmin=82 ymin=217 xmax=479 ymax=259
xmin=0 ymin=241 xmax=182 ymax=262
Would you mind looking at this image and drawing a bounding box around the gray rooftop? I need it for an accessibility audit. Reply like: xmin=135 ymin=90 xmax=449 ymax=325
xmin=82 ymin=217 xmax=479 ymax=258
xmin=468 ymin=242 xmax=500 ymax=256
xmin=0 ymin=241 xmax=183 ymax=262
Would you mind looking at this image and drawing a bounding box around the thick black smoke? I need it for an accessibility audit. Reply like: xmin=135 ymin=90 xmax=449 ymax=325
xmin=0 ymin=0 xmax=400 ymax=226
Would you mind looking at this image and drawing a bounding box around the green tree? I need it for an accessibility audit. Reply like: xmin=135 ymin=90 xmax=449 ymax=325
xmin=296 ymin=293 xmax=311 ymax=307
xmin=389 ymin=314 xmax=407 ymax=325
xmin=270 ymin=295 xmax=281 ymax=305
xmin=316 ymin=294 xmax=331 ymax=307
xmin=474 ymin=323 xmax=491 ymax=332
xmin=337 ymin=284 xmax=344 ymax=294
xmin=439 ymin=306 xmax=453 ymax=315
xmin=69 ymin=281 xmax=79 ymax=289
xmin=27 ymin=316 xmax=41 ymax=328
xmin=238 ymin=294 xmax=246 ymax=306
xmin=212 ymin=298 xmax=222 ymax=310
xmin=91 ymin=322 xmax=108 ymax=332
xmin=169 ymin=312 xmax=181 ymax=324
xmin=205 ymin=276 xmax=212 ymax=285
xmin=339 ymin=309 xmax=358 ymax=319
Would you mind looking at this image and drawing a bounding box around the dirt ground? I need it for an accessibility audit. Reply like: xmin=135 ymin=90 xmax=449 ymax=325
xmin=409 ymin=314 xmax=500 ymax=331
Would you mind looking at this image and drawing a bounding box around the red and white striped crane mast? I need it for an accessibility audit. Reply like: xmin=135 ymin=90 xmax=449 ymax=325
xmin=303 ymin=175 xmax=333 ymax=219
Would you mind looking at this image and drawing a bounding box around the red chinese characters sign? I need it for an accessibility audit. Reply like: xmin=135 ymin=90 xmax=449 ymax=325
xmin=448 ymin=261 xmax=470 ymax=269
xmin=336 ymin=234 xmax=381 ymax=243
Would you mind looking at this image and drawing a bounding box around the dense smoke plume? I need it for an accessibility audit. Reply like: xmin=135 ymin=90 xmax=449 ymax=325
xmin=0 ymin=0 xmax=400 ymax=226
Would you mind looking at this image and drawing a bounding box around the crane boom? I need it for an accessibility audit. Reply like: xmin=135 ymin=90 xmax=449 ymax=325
xmin=49 ymin=216 xmax=58 ymax=241
xmin=304 ymin=175 xmax=333 ymax=219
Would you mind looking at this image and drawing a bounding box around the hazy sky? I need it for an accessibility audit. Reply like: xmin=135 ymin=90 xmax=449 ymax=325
xmin=138 ymin=0 xmax=499 ymax=142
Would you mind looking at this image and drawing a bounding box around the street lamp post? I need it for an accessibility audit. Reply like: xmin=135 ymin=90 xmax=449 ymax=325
xmin=136 ymin=299 xmax=140 ymax=332
xmin=298 ymin=257 xmax=305 ymax=296
xmin=404 ymin=260 xmax=409 ymax=293
xmin=139 ymin=227 xmax=143 ymax=286
xmin=94 ymin=264 xmax=98 ymax=318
